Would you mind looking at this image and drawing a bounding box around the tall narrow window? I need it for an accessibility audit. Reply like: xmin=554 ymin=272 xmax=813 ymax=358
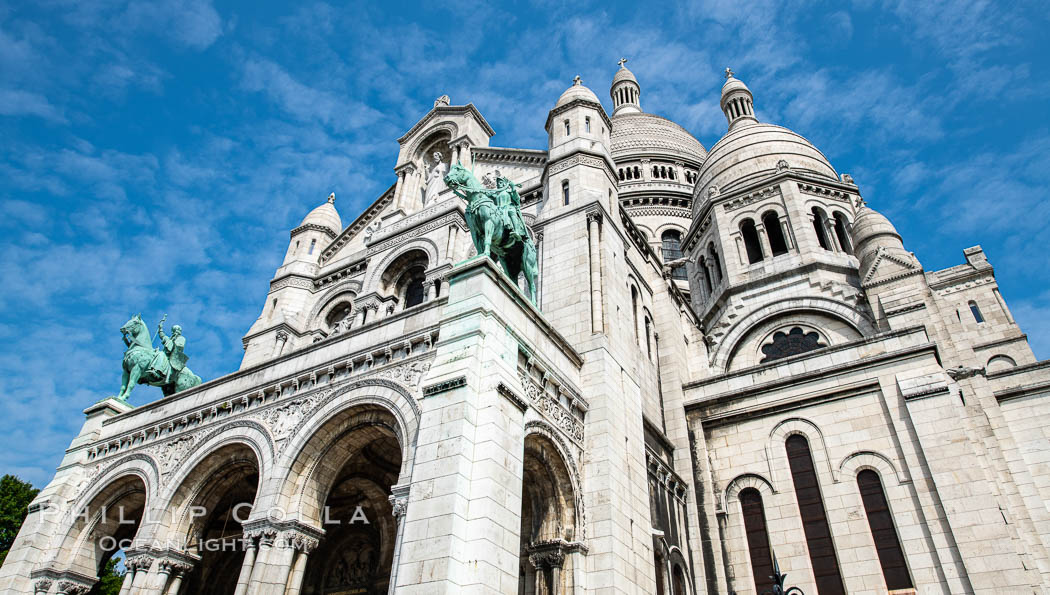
xmin=762 ymin=212 xmax=789 ymax=256
xmin=662 ymin=231 xmax=686 ymax=280
xmin=969 ymin=300 xmax=984 ymax=323
xmin=564 ymin=120 xmax=570 ymax=136
xmin=858 ymin=470 xmax=913 ymax=591
xmin=644 ymin=316 xmax=653 ymax=360
xmin=585 ymin=116 xmax=591 ymax=133
xmin=812 ymin=207 xmax=831 ymax=251
xmin=699 ymin=256 xmax=713 ymax=294
xmin=562 ymin=181 xmax=570 ymax=205
xmin=740 ymin=219 xmax=764 ymax=264
xmin=631 ymin=286 xmax=640 ymax=343
xmin=740 ymin=488 xmax=775 ymax=594
xmin=833 ymin=212 xmax=852 ymax=254
xmin=708 ymin=243 xmax=723 ymax=284
xmin=308 ymin=238 xmax=316 ymax=255
xmin=786 ymin=435 xmax=845 ymax=595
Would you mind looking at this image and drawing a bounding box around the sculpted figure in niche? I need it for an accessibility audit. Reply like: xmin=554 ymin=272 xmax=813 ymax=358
xmin=423 ymin=151 xmax=448 ymax=205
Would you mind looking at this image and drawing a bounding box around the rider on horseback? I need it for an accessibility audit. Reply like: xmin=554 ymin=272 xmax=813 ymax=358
xmin=492 ymin=170 xmax=529 ymax=243
xmin=157 ymin=323 xmax=188 ymax=385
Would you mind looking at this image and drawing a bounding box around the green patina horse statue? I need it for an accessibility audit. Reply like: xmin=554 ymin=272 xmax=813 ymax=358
xmin=117 ymin=314 xmax=202 ymax=400
xmin=444 ymin=163 xmax=539 ymax=304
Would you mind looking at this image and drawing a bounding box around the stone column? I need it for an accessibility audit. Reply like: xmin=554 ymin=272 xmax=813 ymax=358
xmin=149 ymin=563 xmax=171 ymax=595
xmin=534 ymin=230 xmax=544 ymax=305
xmin=528 ymin=554 xmax=546 ymax=595
xmin=393 ymin=169 xmax=407 ymax=210
xmin=284 ymin=534 xmax=318 ymax=595
xmin=233 ymin=534 xmax=257 ymax=595
xmin=33 ymin=579 xmax=52 ymax=595
xmin=246 ymin=529 xmax=276 ymax=591
xmin=754 ymin=223 xmax=772 ymax=260
xmin=271 ymin=330 xmax=289 ymax=358
xmin=447 ymin=225 xmax=459 ymax=262
xmin=548 ymin=551 xmax=565 ymax=594
xmin=162 ymin=562 xmax=193 ymax=595
xmin=386 ymin=489 xmax=409 ymax=595
xmin=587 ymin=210 xmax=603 ymax=333
xmin=129 ymin=556 xmax=155 ymax=592
xmin=117 ymin=569 xmax=134 ymax=595
xmin=424 ymin=280 xmax=436 ymax=302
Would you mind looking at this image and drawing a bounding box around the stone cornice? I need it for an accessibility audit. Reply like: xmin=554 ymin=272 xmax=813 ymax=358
xmin=471 ymin=146 xmax=548 ymax=167
xmin=544 ymin=97 xmax=612 ymax=131
xmin=290 ymin=223 xmax=337 ymax=240
xmin=398 ymin=103 xmax=496 ymax=142
xmin=544 ymin=149 xmax=618 ymax=188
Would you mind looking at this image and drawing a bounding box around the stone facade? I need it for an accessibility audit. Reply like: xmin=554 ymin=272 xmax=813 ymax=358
xmin=3 ymin=63 xmax=1049 ymax=595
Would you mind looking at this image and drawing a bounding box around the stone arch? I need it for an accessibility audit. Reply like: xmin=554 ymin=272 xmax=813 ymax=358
xmin=712 ymin=296 xmax=875 ymax=371
xmin=838 ymin=450 xmax=908 ymax=485
xmin=406 ymin=122 xmax=458 ymax=161
xmin=519 ymin=422 xmax=583 ymax=595
xmin=49 ymin=472 xmax=149 ymax=579
xmin=307 ymin=279 xmax=363 ymax=326
xmin=767 ymin=417 xmax=837 ymax=488
xmin=987 ymin=354 xmax=1018 ymax=372
xmin=724 ymin=472 xmax=776 ymax=508
xmin=72 ymin=453 xmax=159 ymax=512
xmin=523 ymin=420 xmax=584 ymax=537
xmin=274 ymin=384 xmax=416 ymax=595
xmin=363 ymin=239 xmax=439 ymax=296
xmin=269 ymin=381 xmax=419 ymax=522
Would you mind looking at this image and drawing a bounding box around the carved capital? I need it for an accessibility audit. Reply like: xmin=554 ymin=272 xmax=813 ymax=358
xmin=33 ymin=579 xmax=52 ymax=593
xmin=57 ymin=581 xmax=91 ymax=595
xmin=275 ymin=330 xmax=289 ymax=341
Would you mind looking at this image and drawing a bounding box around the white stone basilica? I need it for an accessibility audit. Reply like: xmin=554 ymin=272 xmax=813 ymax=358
xmin=4 ymin=62 xmax=1050 ymax=595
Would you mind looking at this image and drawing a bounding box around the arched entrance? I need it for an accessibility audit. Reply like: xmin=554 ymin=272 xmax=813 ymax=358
xmin=290 ymin=404 xmax=404 ymax=595
xmin=518 ymin=432 xmax=578 ymax=595
xmin=173 ymin=443 xmax=260 ymax=595
xmin=58 ymin=473 xmax=147 ymax=593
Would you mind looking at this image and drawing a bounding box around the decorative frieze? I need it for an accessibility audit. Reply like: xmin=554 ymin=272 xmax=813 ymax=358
xmin=796 ymin=181 xmax=852 ymax=203
xmin=721 ymin=184 xmax=780 ymax=212
xmin=422 ymin=376 xmax=466 ymax=397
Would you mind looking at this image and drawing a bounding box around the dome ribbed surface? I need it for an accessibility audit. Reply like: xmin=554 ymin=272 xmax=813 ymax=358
xmin=556 ymin=83 xmax=600 ymax=108
xmin=612 ymin=67 xmax=638 ymax=87
xmin=299 ymin=201 xmax=342 ymax=234
xmin=610 ymin=113 xmax=707 ymax=162
xmin=852 ymin=206 xmax=901 ymax=248
xmin=696 ymin=123 xmax=837 ymax=196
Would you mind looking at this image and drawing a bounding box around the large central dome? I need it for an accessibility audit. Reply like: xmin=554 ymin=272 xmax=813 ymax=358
xmin=611 ymin=112 xmax=707 ymax=163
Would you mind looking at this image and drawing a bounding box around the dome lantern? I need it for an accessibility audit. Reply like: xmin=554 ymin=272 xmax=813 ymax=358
xmin=611 ymin=57 xmax=642 ymax=115
xmin=721 ymin=68 xmax=758 ymax=130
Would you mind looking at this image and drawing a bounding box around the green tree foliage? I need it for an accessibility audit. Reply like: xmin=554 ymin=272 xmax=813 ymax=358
xmin=91 ymin=556 xmax=126 ymax=595
xmin=0 ymin=474 xmax=39 ymax=565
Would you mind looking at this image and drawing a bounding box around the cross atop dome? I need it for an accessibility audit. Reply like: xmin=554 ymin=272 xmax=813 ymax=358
xmin=327 ymin=192 xmax=335 ymax=204
xmin=725 ymin=67 xmax=734 ymax=79
xmin=618 ymin=57 xmax=629 ymax=68
xmin=572 ymin=75 xmax=582 ymax=86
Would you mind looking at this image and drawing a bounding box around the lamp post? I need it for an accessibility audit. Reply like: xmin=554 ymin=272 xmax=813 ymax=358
xmin=762 ymin=553 xmax=804 ymax=595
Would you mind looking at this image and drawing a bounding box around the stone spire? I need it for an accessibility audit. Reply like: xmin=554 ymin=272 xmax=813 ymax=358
xmin=720 ymin=68 xmax=758 ymax=130
xmin=611 ymin=58 xmax=641 ymax=115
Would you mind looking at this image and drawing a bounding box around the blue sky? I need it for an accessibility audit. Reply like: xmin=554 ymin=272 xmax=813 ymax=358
xmin=1 ymin=0 xmax=1048 ymax=487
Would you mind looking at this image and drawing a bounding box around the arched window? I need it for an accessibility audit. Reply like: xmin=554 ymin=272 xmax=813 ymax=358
xmin=619 ymin=169 xmax=625 ymax=181
xmin=564 ymin=120 xmax=570 ymax=136
xmin=708 ymin=243 xmax=723 ymax=284
xmin=762 ymin=211 xmax=789 ymax=256
xmin=634 ymin=166 xmax=640 ymax=179
xmin=672 ymin=564 xmax=686 ymax=595
xmin=740 ymin=219 xmax=764 ymax=264
xmin=699 ymin=256 xmax=713 ymax=294
xmin=969 ymin=300 xmax=984 ymax=323
xmin=812 ymin=207 xmax=831 ymax=251
xmin=631 ymin=286 xmax=640 ymax=344
xmin=669 ymin=168 xmax=676 ymax=180
xmin=740 ymin=488 xmax=775 ymax=594
xmin=653 ymin=166 xmax=659 ymax=178
xmin=858 ymin=470 xmax=913 ymax=591
xmin=644 ymin=316 xmax=653 ymax=360
xmin=401 ymin=267 xmax=426 ymax=308
xmin=786 ymin=435 xmax=845 ymax=594
xmin=308 ymin=238 xmax=316 ymax=255
xmin=325 ymin=302 xmax=354 ymax=330
xmin=585 ymin=116 xmax=591 ymax=133
xmin=660 ymin=166 xmax=667 ymax=179
xmin=562 ymin=181 xmax=570 ymax=206
xmin=833 ymin=212 xmax=852 ymax=254
xmin=661 ymin=230 xmax=687 ymax=280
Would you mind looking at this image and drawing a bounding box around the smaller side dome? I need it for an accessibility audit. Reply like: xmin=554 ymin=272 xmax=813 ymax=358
xmin=299 ymin=192 xmax=342 ymax=235
xmin=852 ymin=205 xmax=902 ymax=253
xmin=556 ymin=75 xmax=601 ymax=108
xmin=852 ymin=204 xmax=905 ymax=274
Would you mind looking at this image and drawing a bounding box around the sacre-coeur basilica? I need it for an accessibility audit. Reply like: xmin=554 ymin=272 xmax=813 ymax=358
xmin=4 ymin=60 xmax=1050 ymax=595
